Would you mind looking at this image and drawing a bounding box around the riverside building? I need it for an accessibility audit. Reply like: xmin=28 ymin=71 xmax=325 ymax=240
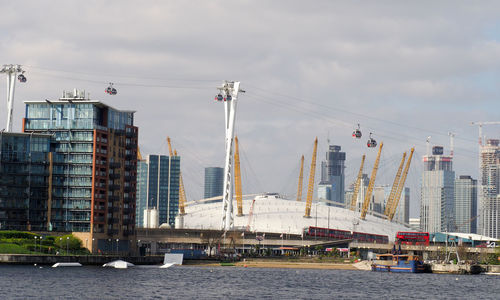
xmin=23 ymin=89 xmax=138 ymax=253
xmin=0 ymin=132 xmax=52 ymax=231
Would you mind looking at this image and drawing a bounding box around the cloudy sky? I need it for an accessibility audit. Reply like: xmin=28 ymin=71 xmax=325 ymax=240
xmin=2 ymin=1 xmax=500 ymax=217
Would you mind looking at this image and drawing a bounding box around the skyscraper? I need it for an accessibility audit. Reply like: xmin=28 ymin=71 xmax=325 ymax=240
xmin=136 ymin=154 xmax=180 ymax=227
xmin=479 ymin=139 xmax=500 ymax=238
xmin=420 ymin=146 xmax=455 ymax=233
xmin=23 ymin=89 xmax=138 ymax=253
xmin=204 ymin=167 xmax=223 ymax=199
xmin=318 ymin=145 xmax=346 ymax=204
xmin=454 ymin=175 xmax=477 ymax=234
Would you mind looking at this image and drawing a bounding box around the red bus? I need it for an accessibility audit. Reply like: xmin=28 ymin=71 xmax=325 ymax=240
xmin=396 ymin=232 xmax=429 ymax=245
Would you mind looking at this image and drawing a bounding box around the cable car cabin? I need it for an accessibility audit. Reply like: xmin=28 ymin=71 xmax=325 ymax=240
xmin=352 ymin=124 xmax=362 ymax=138
xmin=17 ymin=74 xmax=27 ymax=83
xmin=367 ymin=139 xmax=377 ymax=147
xmin=367 ymin=133 xmax=377 ymax=147
xmin=225 ymin=95 xmax=232 ymax=101
xmin=215 ymin=94 xmax=223 ymax=101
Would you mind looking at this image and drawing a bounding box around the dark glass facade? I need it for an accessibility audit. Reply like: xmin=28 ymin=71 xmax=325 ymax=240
xmin=136 ymin=155 xmax=180 ymax=227
xmin=0 ymin=133 xmax=51 ymax=231
xmin=204 ymin=167 xmax=223 ymax=200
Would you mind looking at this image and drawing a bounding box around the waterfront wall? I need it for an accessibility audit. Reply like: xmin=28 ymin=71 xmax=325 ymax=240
xmin=0 ymin=254 xmax=163 ymax=265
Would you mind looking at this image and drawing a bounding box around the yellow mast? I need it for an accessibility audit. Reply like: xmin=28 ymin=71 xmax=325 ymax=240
xmin=167 ymin=137 xmax=186 ymax=215
xmin=304 ymin=138 xmax=318 ymax=218
xmin=388 ymin=147 xmax=414 ymax=221
xmin=296 ymin=155 xmax=304 ymax=202
xmin=360 ymin=142 xmax=383 ymax=220
xmin=384 ymin=152 xmax=407 ymax=217
xmin=234 ymin=136 xmax=243 ymax=216
xmin=137 ymin=146 xmax=143 ymax=161
xmin=350 ymin=155 xmax=366 ymax=211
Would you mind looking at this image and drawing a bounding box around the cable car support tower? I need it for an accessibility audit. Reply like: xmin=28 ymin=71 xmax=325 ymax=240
xmin=214 ymin=81 xmax=244 ymax=232
xmin=1 ymin=64 xmax=26 ymax=132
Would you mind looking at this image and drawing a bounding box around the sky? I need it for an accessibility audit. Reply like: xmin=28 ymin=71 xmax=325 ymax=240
xmin=1 ymin=1 xmax=500 ymax=217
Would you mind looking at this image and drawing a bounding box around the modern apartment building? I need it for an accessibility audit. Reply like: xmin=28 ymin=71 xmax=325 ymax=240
xmin=420 ymin=146 xmax=455 ymax=233
xmin=0 ymin=132 xmax=52 ymax=231
xmin=454 ymin=175 xmax=477 ymax=234
xmin=136 ymin=154 xmax=180 ymax=228
xmin=23 ymin=89 xmax=138 ymax=253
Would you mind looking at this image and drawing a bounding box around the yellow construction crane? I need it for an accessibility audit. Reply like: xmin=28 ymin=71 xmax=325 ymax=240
xmin=234 ymin=136 xmax=243 ymax=216
xmin=384 ymin=152 xmax=407 ymax=217
xmin=350 ymin=155 xmax=366 ymax=211
xmin=296 ymin=155 xmax=304 ymax=202
xmin=167 ymin=137 xmax=187 ymax=215
xmin=360 ymin=142 xmax=383 ymax=220
xmin=387 ymin=147 xmax=414 ymax=221
xmin=304 ymin=137 xmax=318 ymax=218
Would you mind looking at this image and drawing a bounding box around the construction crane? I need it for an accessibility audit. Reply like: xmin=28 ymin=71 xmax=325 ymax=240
xmin=246 ymin=199 xmax=256 ymax=231
xmin=387 ymin=148 xmax=414 ymax=221
xmin=167 ymin=137 xmax=187 ymax=215
xmin=384 ymin=152 xmax=407 ymax=217
xmin=360 ymin=142 xmax=383 ymax=220
xmin=350 ymin=155 xmax=366 ymax=211
xmin=304 ymin=137 xmax=318 ymax=218
xmin=296 ymin=155 xmax=304 ymax=202
xmin=234 ymin=136 xmax=243 ymax=216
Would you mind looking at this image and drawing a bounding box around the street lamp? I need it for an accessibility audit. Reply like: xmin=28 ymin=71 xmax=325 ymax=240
xmin=40 ymin=236 xmax=43 ymax=253
xmin=59 ymin=238 xmax=63 ymax=255
xmin=66 ymin=237 xmax=69 ymax=254
xmin=34 ymin=236 xmax=38 ymax=253
xmin=116 ymin=239 xmax=119 ymax=255
xmin=92 ymin=238 xmax=95 ymax=255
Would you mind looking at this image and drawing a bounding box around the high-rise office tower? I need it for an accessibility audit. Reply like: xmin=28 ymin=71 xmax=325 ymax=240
xmin=0 ymin=132 xmax=52 ymax=231
xmin=23 ymin=89 xmax=138 ymax=253
xmin=318 ymin=145 xmax=346 ymax=204
xmin=454 ymin=175 xmax=477 ymax=234
xmin=420 ymin=146 xmax=455 ymax=233
xmin=204 ymin=167 xmax=223 ymax=199
xmin=479 ymin=139 xmax=500 ymax=238
xmin=136 ymin=154 xmax=180 ymax=228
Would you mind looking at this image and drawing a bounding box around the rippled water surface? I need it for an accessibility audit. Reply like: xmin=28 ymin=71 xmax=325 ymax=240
xmin=0 ymin=265 xmax=499 ymax=299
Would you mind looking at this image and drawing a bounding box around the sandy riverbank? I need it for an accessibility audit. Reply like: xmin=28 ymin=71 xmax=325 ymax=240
xmin=185 ymin=259 xmax=361 ymax=270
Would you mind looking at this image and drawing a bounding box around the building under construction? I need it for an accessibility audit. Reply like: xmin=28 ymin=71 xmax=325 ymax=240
xmin=480 ymin=139 xmax=500 ymax=238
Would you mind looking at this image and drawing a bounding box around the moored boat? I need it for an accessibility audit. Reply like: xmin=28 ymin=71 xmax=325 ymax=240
xmin=371 ymin=254 xmax=425 ymax=273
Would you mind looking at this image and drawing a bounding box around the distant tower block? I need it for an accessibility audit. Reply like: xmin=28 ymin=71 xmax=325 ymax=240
xmin=214 ymin=81 xmax=245 ymax=231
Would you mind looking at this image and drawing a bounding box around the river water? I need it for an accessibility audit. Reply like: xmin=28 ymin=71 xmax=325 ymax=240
xmin=0 ymin=265 xmax=499 ymax=299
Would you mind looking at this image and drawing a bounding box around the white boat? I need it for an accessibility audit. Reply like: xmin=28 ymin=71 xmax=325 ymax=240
xmin=159 ymin=263 xmax=175 ymax=269
xmin=52 ymin=262 xmax=82 ymax=268
xmin=103 ymin=260 xmax=134 ymax=269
